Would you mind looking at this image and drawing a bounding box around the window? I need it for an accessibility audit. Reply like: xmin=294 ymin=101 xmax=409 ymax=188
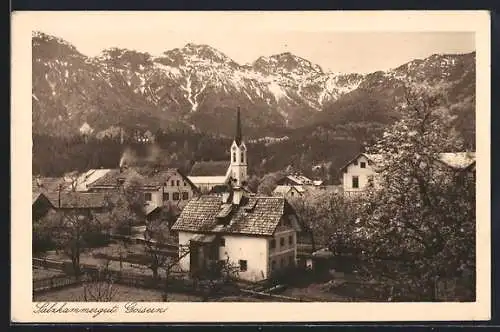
xmin=352 ymin=176 xmax=359 ymax=189
xmin=183 ymin=181 xmax=187 ymax=186
xmin=270 ymin=239 xmax=276 ymax=249
xmin=233 ymin=153 xmax=236 ymax=162
xmin=219 ymin=237 xmax=225 ymax=247
xmin=271 ymin=260 xmax=276 ymax=271
xmin=163 ymin=192 xmax=169 ymax=201
xmin=241 ymin=152 xmax=244 ymax=163
xmin=170 ymin=180 xmax=175 ymax=186
xmin=289 ymin=235 xmax=293 ymax=245
xmin=239 ymin=260 xmax=247 ymax=272
xmin=173 ymin=192 xmax=180 ymax=201
xmin=290 ymin=191 xmax=294 ymax=196
xmin=182 ymin=192 xmax=189 ymax=200
xmin=280 ymin=258 xmax=284 ymax=267
xmin=176 ymin=180 xmax=180 ymax=186
xmin=280 ymin=237 xmax=285 ymax=247
xmin=144 ymin=193 xmax=152 ymax=201
xmin=353 ymin=160 xmax=358 ymax=166
xmin=360 ymin=162 xmax=366 ymax=168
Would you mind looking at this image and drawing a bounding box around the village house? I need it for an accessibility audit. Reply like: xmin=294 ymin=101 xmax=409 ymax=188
xmin=171 ymin=108 xmax=305 ymax=282
xmin=87 ymin=167 xmax=199 ymax=213
xmin=72 ymin=168 xmax=114 ymax=192
xmin=32 ymin=190 xmax=114 ymax=225
xmin=339 ymin=152 xmax=476 ymax=195
xmin=272 ymin=173 xmax=325 ymax=198
xmin=272 ymin=185 xmax=306 ymax=198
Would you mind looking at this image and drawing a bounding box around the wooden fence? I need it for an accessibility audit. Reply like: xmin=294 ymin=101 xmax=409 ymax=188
xmin=32 ymin=258 xmax=318 ymax=301
xmin=33 ymin=275 xmax=81 ymax=293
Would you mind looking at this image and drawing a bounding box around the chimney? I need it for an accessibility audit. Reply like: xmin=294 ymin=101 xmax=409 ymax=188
xmin=222 ymin=191 xmax=231 ymax=203
xmin=232 ymin=189 xmax=243 ymax=205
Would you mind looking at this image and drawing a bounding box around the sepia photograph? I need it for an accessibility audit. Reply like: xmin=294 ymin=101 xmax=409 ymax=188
xmin=11 ymin=11 xmax=490 ymax=322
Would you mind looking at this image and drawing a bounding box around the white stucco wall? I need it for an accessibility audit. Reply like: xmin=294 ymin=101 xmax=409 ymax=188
xmin=177 ymin=231 xmax=270 ymax=282
xmin=178 ymin=231 xmax=194 ymax=271
xmin=143 ymin=172 xmax=195 ymax=209
xmin=342 ymin=155 xmax=379 ymax=193
xmin=218 ymin=235 xmax=269 ymax=282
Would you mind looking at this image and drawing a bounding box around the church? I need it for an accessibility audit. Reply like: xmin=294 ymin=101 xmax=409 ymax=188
xmin=187 ymin=108 xmax=248 ymax=193
xmin=171 ymin=108 xmax=305 ymax=282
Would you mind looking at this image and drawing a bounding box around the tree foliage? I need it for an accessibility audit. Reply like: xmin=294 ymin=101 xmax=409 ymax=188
xmin=350 ymin=85 xmax=475 ymax=301
xmin=38 ymin=207 xmax=104 ymax=276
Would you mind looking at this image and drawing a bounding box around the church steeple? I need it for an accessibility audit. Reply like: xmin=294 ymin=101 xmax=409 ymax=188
xmin=229 ymin=107 xmax=248 ymax=189
xmin=235 ymin=107 xmax=242 ymax=146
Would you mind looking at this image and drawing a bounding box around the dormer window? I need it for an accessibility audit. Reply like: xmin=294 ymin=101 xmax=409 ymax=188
xmin=360 ymin=162 xmax=366 ymax=168
xmin=353 ymin=160 xmax=358 ymax=166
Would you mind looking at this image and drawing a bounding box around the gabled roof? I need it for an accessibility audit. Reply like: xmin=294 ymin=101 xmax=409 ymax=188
xmin=278 ymin=174 xmax=313 ymax=186
xmin=190 ymin=161 xmax=230 ymax=177
xmin=438 ymin=152 xmax=476 ymax=170
xmin=171 ymin=195 xmax=294 ymax=236
xmin=43 ymin=192 xmax=110 ymax=209
xmin=339 ymin=153 xmax=383 ymax=173
xmin=89 ymin=168 xmax=145 ymax=189
xmin=273 ymin=185 xmax=304 ymax=196
xmin=32 ymin=177 xmax=69 ymax=194
xmin=142 ymin=168 xmax=198 ymax=190
xmin=73 ymin=169 xmax=113 ymax=191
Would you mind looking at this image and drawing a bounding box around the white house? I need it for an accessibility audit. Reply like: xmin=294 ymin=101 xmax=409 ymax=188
xmin=339 ymin=153 xmax=383 ymax=195
xmin=272 ymin=185 xmax=306 ymax=198
xmin=72 ymin=169 xmax=113 ymax=192
xmin=171 ymin=193 xmax=302 ymax=282
xmin=88 ymin=167 xmax=199 ymax=212
xmin=171 ymin=107 xmax=304 ymax=282
xmin=339 ymin=152 xmax=476 ymax=194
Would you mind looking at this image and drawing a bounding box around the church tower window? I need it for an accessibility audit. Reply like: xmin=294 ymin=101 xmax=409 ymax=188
xmin=241 ymin=151 xmax=244 ymax=163
xmin=233 ymin=153 xmax=236 ymax=163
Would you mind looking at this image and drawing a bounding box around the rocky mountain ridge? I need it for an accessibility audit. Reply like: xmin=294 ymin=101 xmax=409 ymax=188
xmin=32 ymin=31 xmax=475 ymax=139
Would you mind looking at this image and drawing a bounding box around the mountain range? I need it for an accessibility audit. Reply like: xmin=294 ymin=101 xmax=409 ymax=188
xmin=32 ymin=31 xmax=475 ymax=141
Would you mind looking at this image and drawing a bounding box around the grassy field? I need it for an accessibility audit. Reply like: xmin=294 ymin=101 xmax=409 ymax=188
xmin=33 ymin=284 xmax=203 ymax=302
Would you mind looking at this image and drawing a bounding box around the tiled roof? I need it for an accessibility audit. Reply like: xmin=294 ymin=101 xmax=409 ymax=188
xmin=190 ymin=161 xmax=230 ymax=176
xmin=280 ymin=174 xmax=313 ymax=185
xmin=44 ymin=192 xmax=111 ymax=209
xmin=32 ymin=177 xmax=69 ymax=194
xmin=171 ymin=195 xmax=290 ymax=236
xmin=74 ymin=169 xmax=113 ymax=191
xmin=142 ymin=168 xmax=199 ymax=191
xmin=89 ymin=168 xmax=145 ymax=188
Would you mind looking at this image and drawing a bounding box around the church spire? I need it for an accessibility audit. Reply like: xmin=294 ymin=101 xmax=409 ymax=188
xmin=235 ymin=107 xmax=242 ymax=146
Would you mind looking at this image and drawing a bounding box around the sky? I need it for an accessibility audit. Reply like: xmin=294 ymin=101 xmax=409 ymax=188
xmin=28 ymin=12 xmax=476 ymax=74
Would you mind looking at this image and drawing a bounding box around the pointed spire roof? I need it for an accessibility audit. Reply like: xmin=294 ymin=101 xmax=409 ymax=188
xmin=235 ymin=107 xmax=242 ymax=146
